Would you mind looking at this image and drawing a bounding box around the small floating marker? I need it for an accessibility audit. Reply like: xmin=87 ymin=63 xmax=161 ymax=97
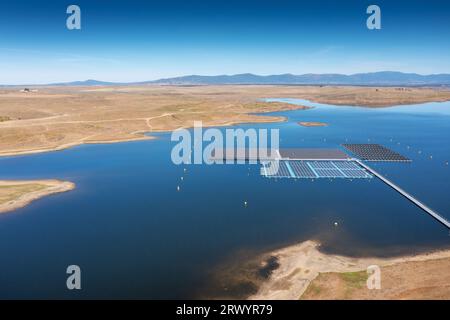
xmin=430 ymin=155 xmax=433 ymax=159
xmin=446 ymin=161 xmax=449 ymax=166
xmin=244 ymin=201 xmax=248 ymax=207
xmin=180 ymin=176 xmax=184 ymax=181
xmin=334 ymin=222 xmax=338 ymax=227
xmin=183 ymin=168 xmax=187 ymax=173
xmin=177 ymin=185 xmax=180 ymax=191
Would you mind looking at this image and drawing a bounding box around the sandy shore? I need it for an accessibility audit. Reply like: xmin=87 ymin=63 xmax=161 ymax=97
xmin=248 ymin=240 xmax=450 ymax=300
xmin=0 ymin=180 xmax=75 ymax=214
xmin=298 ymin=121 xmax=328 ymax=127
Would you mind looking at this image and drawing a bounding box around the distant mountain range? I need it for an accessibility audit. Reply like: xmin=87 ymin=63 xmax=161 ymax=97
xmin=6 ymin=72 xmax=450 ymax=87
xmin=148 ymin=72 xmax=450 ymax=86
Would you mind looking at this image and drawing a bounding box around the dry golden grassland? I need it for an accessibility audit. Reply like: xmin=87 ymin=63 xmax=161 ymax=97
xmin=1 ymin=85 xmax=449 ymax=156
xmin=301 ymin=257 xmax=450 ymax=300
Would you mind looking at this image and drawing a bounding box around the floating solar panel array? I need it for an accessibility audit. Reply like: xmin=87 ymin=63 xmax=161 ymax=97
xmin=342 ymin=144 xmax=410 ymax=162
xmin=261 ymin=160 xmax=372 ymax=179
xmin=261 ymin=160 xmax=293 ymax=178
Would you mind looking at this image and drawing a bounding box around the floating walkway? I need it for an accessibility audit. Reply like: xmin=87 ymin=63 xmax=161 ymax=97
xmin=250 ymin=146 xmax=448 ymax=229
xmin=356 ymin=160 xmax=450 ymax=229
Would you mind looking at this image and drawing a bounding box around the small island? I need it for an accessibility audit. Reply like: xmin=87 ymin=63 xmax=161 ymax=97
xmin=298 ymin=121 xmax=328 ymax=127
xmin=0 ymin=180 xmax=75 ymax=214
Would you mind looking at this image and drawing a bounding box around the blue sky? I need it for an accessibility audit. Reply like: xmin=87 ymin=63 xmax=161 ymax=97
xmin=1 ymin=0 xmax=449 ymax=84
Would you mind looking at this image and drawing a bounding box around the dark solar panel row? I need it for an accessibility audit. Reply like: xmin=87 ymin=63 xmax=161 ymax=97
xmin=342 ymin=144 xmax=410 ymax=161
xmin=278 ymin=148 xmax=349 ymax=160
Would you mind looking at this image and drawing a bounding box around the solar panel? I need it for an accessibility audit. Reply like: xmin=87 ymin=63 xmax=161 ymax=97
xmin=342 ymin=144 xmax=410 ymax=162
xmin=289 ymin=161 xmax=316 ymax=178
xmin=262 ymin=161 xmax=293 ymax=178
xmin=278 ymin=148 xmax=350 ymax=160
xmin=261 ymin=160 xmax=372 ymax=179
xmin=315 ymin=168 xmax=345 ymax=178
xmin=332 ymin=161 xmax=361 ymax=170
xmin=341 ymin=169 xmax=372 ymax=178
xmin=309 ymin=161 xmax=336 ymax=170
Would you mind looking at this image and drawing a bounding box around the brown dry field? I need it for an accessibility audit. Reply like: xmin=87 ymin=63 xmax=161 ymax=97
xmin=302 ymin=257 xmax=450 ymax=300
xmin=248 ymin=241 xmax=450 ymax=300
xmin=1 ymin=85 xmax=450 ymax=156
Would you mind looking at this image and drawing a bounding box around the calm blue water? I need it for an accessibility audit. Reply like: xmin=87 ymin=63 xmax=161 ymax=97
xmin=0 ymin=99 xmax=449 ymax=299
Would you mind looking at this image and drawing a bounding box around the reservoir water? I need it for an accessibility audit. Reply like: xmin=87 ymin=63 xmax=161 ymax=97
xmin=0 ymin=99 xmax=449 ymax=298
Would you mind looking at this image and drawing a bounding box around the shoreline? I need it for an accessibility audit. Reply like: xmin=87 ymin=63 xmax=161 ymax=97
xmin=0 ymin=135 xmax=155 ymax=158
xmin=0 ymin=180 xmax=75 ymax=214
xmin=0 ymin=114 xmax=288 ymax=158
xmin=247 ymin=240 xmax=450 ymax=300
xmin=298 ymin=121 xmax=328 ymax=127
